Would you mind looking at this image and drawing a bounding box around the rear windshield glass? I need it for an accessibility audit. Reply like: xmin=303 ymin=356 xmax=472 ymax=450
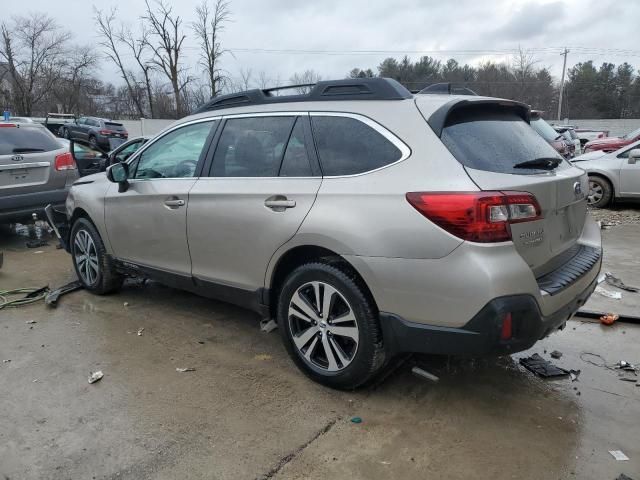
xmin=0 ymin=125 xmax=61 ymax=155
xmin=105 ymin=122 xmax=125 ymax=130
xmin=441 ymin=108 xmax=562 ymax=175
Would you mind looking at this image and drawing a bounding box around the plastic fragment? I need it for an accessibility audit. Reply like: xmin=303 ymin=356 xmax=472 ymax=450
xmin=350 ymin=417 xmax=362 ymax=424
xmin=88 ymin=371 xmax=104 ymax=384
xmin=25 ymin=320 xmax=37 ymax=324
xmin=260 ymin=318 xmax=278 ymax=333
xmin=600 ymin=313 xmax=619 ymax=326
xmin=137 ymin=328 xmax=144 ymax=336
xmin=550 ymin=350 xmax=563 ymax=359
xmin=595 ymin=286 xmax=622 ymax=300
xmin=605 ymin=272 xmax=639 ymax=292
xmin=176 ymin=367 xmax=196 ymax=372
xmin=609 ymin=450 xmax=629 ymax=461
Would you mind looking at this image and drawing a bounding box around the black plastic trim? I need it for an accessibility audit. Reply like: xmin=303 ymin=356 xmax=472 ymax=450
xmin=380 ymin=274 xmax=599 ymax=357
xmin=536 ymin=246 xmax=601 ymax=295
xmin=194 ymin=78 xmax=412 ymax=113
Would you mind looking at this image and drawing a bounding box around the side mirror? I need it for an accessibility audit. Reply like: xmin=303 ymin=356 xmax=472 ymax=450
xmin=628 ymin=149 xmax=640 ymax=164
xmin=106 ymin=162 xmax=130 ymax=192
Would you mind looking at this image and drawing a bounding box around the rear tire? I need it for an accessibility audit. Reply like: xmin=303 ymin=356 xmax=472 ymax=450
xmin=588 ymin=176 xmax=613 ymax=208
xmin=63 ymin=128 xmax=70 ymax=139
xmin=89 ymin=135 xmax=98 ymax=149
xmin=70 ymin=218 xmax=123 ymax=294
xmin=277 ymin=262 xmax=385 ymax=389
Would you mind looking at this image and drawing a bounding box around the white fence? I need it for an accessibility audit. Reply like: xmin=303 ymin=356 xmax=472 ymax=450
xmin=552 ymin=119 xmax=640 ymax=137
xmin=117 ymin=118 xmax=176 ymax=137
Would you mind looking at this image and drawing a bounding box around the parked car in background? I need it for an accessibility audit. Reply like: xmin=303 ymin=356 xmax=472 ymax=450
xmin=61 ymin=116 xmax=128 ymax=150
xmin=44 ymin=113 xmax=76 ymax=137
xmin=530 ymin=111 xmax=570 ymax=158
xmin=583 ymin=126 xmax=640 ymax=154
xmin=572 ymin=140 xmax=640 ymax=208
xmin=47 ymin=78 xmax=601 ymax=389
xmin=574 ymin=127 xmax=609 ymax=147
xmin=0 ymin=122 xmax=78 ymax=223
xmin=554 ymin=125 xmax=581 ymax=156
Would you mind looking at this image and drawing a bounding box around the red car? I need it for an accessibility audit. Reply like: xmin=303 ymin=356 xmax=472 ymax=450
xmin=584 ymin=127 xmax=640 ymax=153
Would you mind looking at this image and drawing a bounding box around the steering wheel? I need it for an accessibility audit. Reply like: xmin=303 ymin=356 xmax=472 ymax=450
xmin=174 ymin=159 xmax=198 ymax=178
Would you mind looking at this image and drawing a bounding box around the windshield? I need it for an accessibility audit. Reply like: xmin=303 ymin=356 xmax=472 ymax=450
xmin=623 ymin=127 xmax=640 ymax=140
xmin=530 ymin=117 xmax=561 ymax=142
xmin=441 ymin=108 xmax=563 ymax=175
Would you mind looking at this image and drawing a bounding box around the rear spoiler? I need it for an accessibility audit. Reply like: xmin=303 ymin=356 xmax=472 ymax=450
xmin=427 ymin=98 xmax=531 ymax=137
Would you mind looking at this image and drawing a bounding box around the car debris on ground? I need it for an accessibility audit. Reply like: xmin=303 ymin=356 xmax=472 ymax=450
xmin=137 ymin=328 xmax=144 ymax=336
xmin=600 ymin=313 xmax=620 ymax=325
xmin=259 ymin=318 xmax=278 ymax=333
xmin=605 ymin=272 xmax=639 ymax=292
xmin=411 ymin=366 xmax=440 ymax=383
xmin=45 ymin=280 xmax=83 ymax=307
xmin=609 ymin=450 xmax=630 ymax=461
xmin=88 ymin=371 xmax=104 ymax=384
xmin=519 ymin=353 xmax=569 ymax=378
xmin=176 ymin=367 xmax=196 ymax=373
xmin=595 ymin=286 xmax=623 ymax=300
xmin=550 ymin=350 xmax=563 ymax=359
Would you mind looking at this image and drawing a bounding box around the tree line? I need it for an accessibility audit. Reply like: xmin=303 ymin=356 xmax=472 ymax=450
xmin=1 ymin=2 xmax=640 ymax=120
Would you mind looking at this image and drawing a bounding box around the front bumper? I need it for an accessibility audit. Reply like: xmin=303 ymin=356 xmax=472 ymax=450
xmin=380 ymin=273 xmax=599 ymax=356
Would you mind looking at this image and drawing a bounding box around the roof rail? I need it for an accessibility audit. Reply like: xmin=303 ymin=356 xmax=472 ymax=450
xmin=193 ymin=77 xmax=412 ymax=113
xmin=418 ymin=83 xmax=478 ymax=96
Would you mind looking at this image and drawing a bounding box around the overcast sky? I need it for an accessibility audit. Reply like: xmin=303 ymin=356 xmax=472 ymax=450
xmin=4 ymin=0 xmax=640 ymax=88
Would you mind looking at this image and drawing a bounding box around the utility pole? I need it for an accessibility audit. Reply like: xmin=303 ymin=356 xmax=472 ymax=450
xmin=557 ymin=48 xmax=569 ymax=121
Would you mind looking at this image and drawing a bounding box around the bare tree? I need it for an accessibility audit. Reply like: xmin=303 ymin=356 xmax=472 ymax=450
xmin=0 ymin=13 xmax=71 ymax=115
xmin=511 ymin=46 xmax=539 ymax=98
xmin=119 ymin=25 xmax=155 ymax=118
xmin=94 ymin=8 xmax=145 ymax=117
xmin=289 ymin=69 xmax=322 ymax=94
xmin=238 ymin=67 xmax=253 ymax=90
xmin=53 ymin=45 xmax=98 ymax=114
xmin=143 ymin=0 xmax=190 ymax=117
xmin=192 ymin=0 xmax=231 ymax=99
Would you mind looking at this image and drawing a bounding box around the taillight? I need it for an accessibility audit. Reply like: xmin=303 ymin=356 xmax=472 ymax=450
xmin=406 ymin=191 xmax=542 ymax=243
xmin=0 ymin=123 xmax=17 ymax=128
xmin=99 ymin=129 xmax=112 ymax=135
xmin=54 ymin=152 xmax=76 ymax=171
xmin=500 ymin=313 xmax=513 ymax=341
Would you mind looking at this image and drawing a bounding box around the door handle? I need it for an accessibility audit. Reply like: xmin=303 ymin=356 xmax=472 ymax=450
xmin=164 ymin=198 xmax=185 ymax=208
xmin=264 ymin=196 xmax=296 ymax=211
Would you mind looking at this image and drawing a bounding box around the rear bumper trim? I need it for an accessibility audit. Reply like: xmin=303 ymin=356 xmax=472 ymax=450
xmin=536 ymin=245 xmax=602 ymax=296
xmin=380 ymin=274 xmax=598 ymax=356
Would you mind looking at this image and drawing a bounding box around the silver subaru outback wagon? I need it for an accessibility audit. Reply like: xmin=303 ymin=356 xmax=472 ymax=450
xmin=47 ymin=78 xmax=602 ymax=389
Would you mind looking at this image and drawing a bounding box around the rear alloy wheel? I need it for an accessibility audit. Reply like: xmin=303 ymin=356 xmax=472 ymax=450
xmin=70 ymin=218 xmax=123 ymax=294
xmin=89 ymin=136 xmax=98 ymax=149
xmin=278 ymin=262 xmax=385 ymax=389
xmin=63 ymin=128 xmax=70 ymax=139
xmin=588 ymin=176 xmax=612 ymax=208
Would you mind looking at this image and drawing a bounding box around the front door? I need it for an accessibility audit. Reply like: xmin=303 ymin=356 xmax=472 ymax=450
xmin=188 ymin=115 xmax=322 ymax=292
xmin=104 ymin=119 xmax=218 ymax=275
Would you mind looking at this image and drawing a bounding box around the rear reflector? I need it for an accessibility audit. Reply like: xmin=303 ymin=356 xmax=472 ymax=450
xmin=0 ymin=123 xmax=17 ymax=128
xmin=500 ymin=313 xmax=513 ymax=341
xmin=54 ymin=152 xmax=76 ymax=171
xmin=406 ymin=191 xmax=542 ymax=243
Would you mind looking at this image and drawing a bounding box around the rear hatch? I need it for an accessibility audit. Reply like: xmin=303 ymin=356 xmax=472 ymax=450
xmin=419 ymin=99 xmax=588 ymax=277
xmin=0 ymin=124 xmax=68 ymax=196
xmin=103 ymin=121 xmax=127 ymax=138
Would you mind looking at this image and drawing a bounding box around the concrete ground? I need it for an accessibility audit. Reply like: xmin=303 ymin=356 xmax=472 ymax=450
xmin=0 ymin=221 xmax=638 ymax=480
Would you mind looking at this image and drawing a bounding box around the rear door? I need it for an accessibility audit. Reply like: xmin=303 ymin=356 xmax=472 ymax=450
xmin=0 ymin=124 xmax=68 ymax=196
xmin=618 ymin=143 xmax=640 ymax=197
xmin=418 ymin=100 xmax=588 ymax=276
xmin=188 ymin=114 xmax=322 ymax=291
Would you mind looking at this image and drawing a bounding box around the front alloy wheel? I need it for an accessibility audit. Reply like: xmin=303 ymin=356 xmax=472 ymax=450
xmin=288 ymin=281 xmax=359 ymax=372
xmin=74 ymin=229 xmax=99 ymax=286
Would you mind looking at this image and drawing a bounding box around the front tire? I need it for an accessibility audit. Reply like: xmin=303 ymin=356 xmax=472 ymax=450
xmin=588 ymin=176 xmax=613 ymax=208
xmin=278 ymin=262 xmax=385 ymax=389
xmin=70 ymin=218 xmax=123 ymax=294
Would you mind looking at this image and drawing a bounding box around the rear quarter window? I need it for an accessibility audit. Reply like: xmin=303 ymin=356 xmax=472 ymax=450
xmin=440 ymin=108 xmax=563 ymax=175
xmin=0 ymin=126 xmax=62 ymax=155
xmin=311 ymin=116 xmax=402 ymax=176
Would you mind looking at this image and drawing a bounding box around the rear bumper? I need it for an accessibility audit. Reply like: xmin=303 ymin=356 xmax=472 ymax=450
xmin=0 ymin=188 xmax=69 ymax=222
xmin=381 ymin=272 xmax=599 ymax=356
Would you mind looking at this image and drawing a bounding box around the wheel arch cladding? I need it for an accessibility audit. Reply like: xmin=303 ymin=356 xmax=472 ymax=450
xmin=268 ymin=245 xmax=378 ymax=321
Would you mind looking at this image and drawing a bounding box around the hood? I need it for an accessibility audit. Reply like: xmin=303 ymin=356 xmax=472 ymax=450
xmin=572 ymin=150 xmax=607 ymax=162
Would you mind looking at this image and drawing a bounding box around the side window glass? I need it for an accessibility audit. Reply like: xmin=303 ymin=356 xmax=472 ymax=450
xmin=311 ymin=116 xmax=402 ymax=176
xmin=115 ymin=140 xmax=145 ymax=163
xmin=212 ymin=116 xmax=295 ymax=177
xmin=280 ymin=118 xmax=312 ymax=177
xmin=134 ymin=121 xmax=215 ymax=179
